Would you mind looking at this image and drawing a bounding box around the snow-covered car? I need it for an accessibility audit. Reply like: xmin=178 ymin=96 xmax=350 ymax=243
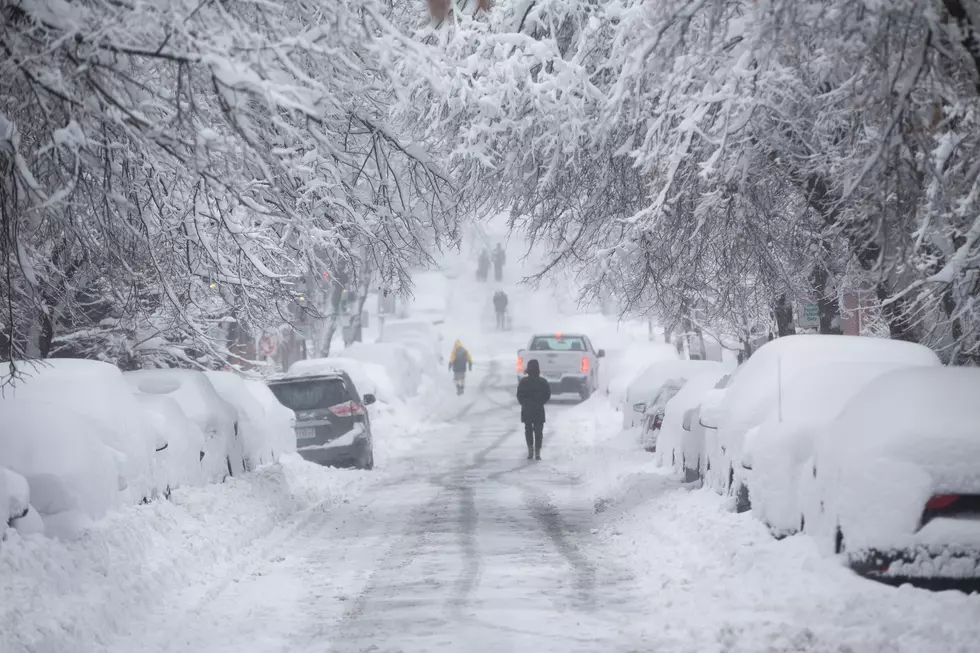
xmin=243 ymin=379 xmax=297 ymax=463
xmin=132 ymin=393 xmax=207 ymax=496
xmin=699 ymin=335 xmax=942 ymax=513
xmin=623 ymin=359 xmax=722 ymax=429
xmin=747 ymin=361 xmax=939 ymax=537
xmin=267 ymin=370 xmax=377 ymax=470
xmin=205 ymin=371 xmax=286 ymax=470
xmin=4 ymin=359 xmax=155 ymax=507
xmin=378 ymin=319 xmax=444 ymax=368
xmin=801 ymin=366 xmax=980 ymax=580
xmin=655 ymin=369 xmax=729 ymax=480
xmin=288 ymin=357 xmax=399 ymax=405
xmin=517 ymin=333 xmax=605 ymax=401
xmin=124 ymin=369 xmax=243 ymax=482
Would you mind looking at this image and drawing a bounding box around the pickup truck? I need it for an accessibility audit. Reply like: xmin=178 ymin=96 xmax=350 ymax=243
xmin=517 ymin=333 xmax=605 ymax=400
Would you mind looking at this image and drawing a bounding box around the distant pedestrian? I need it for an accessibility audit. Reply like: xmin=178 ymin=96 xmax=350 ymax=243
xmin=517 ymin=359 xmax=551 ymax=460
xmin=492 ymin=290 xmax=509 ymax=330
xmin=492 ymin=244 xmax=505 ymax=282
xmin=477 ymin=249 xmax=490 ymax=282
xmin=449 ymin=339 xmax=473 ymax=395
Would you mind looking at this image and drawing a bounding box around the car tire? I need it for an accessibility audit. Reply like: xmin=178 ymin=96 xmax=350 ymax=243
xmin=579 ymin=385 xmax=592 ymax=402
xmin=735 ymin=481 xmax=751 ymax=513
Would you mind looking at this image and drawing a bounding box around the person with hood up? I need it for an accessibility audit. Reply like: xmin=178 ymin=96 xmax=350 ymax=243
xmin=477 ymin=249 xmax=490 ymax=282
xmin=448 ymin=340 xmax=473 ymax=395
xmin=516 ymin=359 xmax=551 ymax=460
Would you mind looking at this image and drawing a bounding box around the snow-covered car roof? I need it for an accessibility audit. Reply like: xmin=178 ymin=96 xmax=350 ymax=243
xmin=828 ymin=366 xmax=980 ymax=458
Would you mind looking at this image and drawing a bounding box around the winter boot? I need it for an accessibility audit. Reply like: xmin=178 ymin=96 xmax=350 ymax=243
xmin=534 ymin=448 xmax=541 ymax=461
xmin=527 ymin=446 xmax=533 ymax=460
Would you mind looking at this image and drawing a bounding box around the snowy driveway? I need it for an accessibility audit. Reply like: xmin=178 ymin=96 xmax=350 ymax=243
xmin=102 ymin=360 xmax=651 ymax=653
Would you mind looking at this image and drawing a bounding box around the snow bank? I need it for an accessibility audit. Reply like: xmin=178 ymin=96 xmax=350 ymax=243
xmin=3 ymin=359 xmax=155 ymax=506
xmin=592 ymin=484 xmax=980 ymax=653
xmin=2 ymin=468 xmax=29 ymax=526
xmin=124 ymin=370 xmax=242 ymax=483
xmin=0 ymin=456 xmax=370 ymax=653
xmin=378 ymin=319 xmax=444 ymax=370
xmin=341 ymin=341 xmax=421 ymax=399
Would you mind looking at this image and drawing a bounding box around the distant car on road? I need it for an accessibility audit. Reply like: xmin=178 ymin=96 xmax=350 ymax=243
xmin=268 ymin=371 xmax=376 ymax=470
xmin=517 ymin=333 xmax=605 ymax=401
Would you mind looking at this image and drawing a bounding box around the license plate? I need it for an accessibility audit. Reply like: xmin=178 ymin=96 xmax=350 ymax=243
xmin=296 ymin=427 xmax=317 ymax=440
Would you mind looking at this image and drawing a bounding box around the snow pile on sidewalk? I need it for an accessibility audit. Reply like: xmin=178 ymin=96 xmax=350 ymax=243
xmin=590 ymin=485 xmax=980 ymax=653
xmin=0 ymin=456 xmax=368 ymax=653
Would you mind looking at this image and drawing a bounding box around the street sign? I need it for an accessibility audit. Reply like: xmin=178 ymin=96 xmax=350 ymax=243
xmin=798 ymin=302 xmax=820 ymax=328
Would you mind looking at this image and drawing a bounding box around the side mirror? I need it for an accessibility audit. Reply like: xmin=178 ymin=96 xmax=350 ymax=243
xmin=698 ymin=388 xmax=727 ymax=429
xmin=681 ymin=407 xmax=697 ymax=432
xmin=363 ymin=393 xmax=376 ymax=406
xmin=632 ymin=402 xmax=647 ymax=414
xmin=597 ymin=349 xmax=606 ymax=358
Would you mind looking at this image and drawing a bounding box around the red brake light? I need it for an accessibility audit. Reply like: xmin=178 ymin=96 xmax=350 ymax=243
xmin=925 ymin=494 xmax=960 ymax=511
xmin=328 ymin=401 xmax=364 ymax=417
xmin=581 ymin=357 xmax=589 ymax=372
xmin=517 ymin=356 xmax=524 ymax=372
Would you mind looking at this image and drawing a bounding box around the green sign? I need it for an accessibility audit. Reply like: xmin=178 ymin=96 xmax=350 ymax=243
xmin=799 ymin=302 xmax=820 ymax=328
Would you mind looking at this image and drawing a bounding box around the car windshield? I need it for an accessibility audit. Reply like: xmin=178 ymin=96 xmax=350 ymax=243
xmin=268 ymin=378 xmax=349 ymax=411
xmin=529 ymin=336 xmax=586 ymax=351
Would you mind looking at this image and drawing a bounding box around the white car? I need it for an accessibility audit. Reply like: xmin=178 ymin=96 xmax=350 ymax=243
xmin=699 ymin=335 xmax=941 ymax=512
xmin=747 ymin=361 xmax=939 ymax=537
xmin=655 ymin=369 xmax=729 ymax=481
xmin=623 ymin=359 xmax=722 ymax=430
xmin=800 ymin=366 xmax=980 ymax=580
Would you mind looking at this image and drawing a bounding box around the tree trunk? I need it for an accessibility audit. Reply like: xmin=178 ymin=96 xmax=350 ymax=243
xmin=810 ymin=265 xmax=842 ymax=334
xmin=773 ymin=294 xmax=796 ymax=337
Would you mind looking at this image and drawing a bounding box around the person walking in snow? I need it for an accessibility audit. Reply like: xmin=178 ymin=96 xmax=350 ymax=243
xmin=492 ymin=290 xmax=509 ymax=330
xmin=477 ymin=249 xmax=490 ymax=282
xmin=517 ymin=359 xmax=551 ymax=460
xmin=448 ymin=340 xmax=473 ymax=395
xmin=492 ymin=244 xmax=505 ymax=282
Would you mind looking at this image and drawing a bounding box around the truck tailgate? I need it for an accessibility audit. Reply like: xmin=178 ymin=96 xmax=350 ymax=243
xmin=522 ymin=351 xmax=584 ymax=377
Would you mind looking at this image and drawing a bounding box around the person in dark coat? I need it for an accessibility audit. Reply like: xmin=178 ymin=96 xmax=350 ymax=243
xmin=492 ymin=290 xmax=508 ymax=329
xmin=492 ymin=244 xmax=505 ymax=282
xmin=517 ymin=359 xmax=551 ymax=460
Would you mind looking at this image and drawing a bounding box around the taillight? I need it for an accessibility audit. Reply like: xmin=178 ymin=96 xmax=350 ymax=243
xmin=925 ymin=494 xmax=960 ymax=511
xmin=581 ymin=357 xmax=589 ymax=372
xmin=328 ymin=401 xmax=365 ymax=417
xmin=517 ymin=356 xmax=524 ymax=372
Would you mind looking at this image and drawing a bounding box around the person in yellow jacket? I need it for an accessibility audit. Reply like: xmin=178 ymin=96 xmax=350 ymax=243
xmin=448 ymin=340 xmax=473 ymax=395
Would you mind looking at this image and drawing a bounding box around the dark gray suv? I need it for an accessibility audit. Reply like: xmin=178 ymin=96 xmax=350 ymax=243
xmin=267 ymin=371 xmax=376 ymax=470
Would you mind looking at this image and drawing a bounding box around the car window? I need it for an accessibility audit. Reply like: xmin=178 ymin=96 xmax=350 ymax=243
xmin=268 ymin=378 xmax=350 ymax=411
xmin=530 ymin=336 xmax=587 ymax=351
xmin=652 ymin=379 xmax=686 ymax=411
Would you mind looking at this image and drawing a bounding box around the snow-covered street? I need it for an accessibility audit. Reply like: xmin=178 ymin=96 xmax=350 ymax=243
xmin=6 ymin=252 xmax=980 ymax=652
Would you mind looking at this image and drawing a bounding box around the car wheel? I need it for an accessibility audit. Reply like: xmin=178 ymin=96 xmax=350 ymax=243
xmin=579 ymin=385 xmax=592 ymax=402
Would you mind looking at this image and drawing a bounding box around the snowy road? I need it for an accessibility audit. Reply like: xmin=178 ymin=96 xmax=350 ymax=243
xmin=104 ymin=360 xmax=652 ymax=653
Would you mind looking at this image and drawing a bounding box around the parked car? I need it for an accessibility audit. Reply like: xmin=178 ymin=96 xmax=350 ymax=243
xmin=268 ymin=371 xmax=376 ymax=470
xmin=747 ymin=361 xmax=938 ymax=537
xmin=800 ymin=366 xmax=980 ymax=581
xmin=124 ymin=369 xmax=242 ymax=482
xmin=623 ymin=359 xmax=722 ymax=429
xmin=699 ymin=335 xmax=942 ymax=513
xmin=517 ymin=333 xmax=605 ymax=401
xmin=655 ymin=370 xmax=729 ymax=480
